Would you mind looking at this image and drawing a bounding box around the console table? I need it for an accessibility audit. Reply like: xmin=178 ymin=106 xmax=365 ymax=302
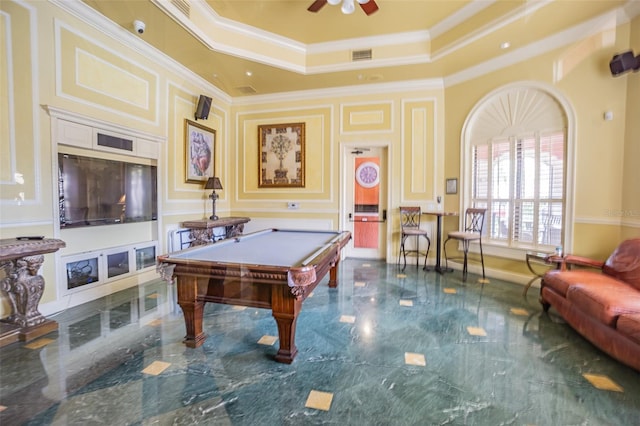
xmin=0 ymin=237 xmax=65 ymax=347
xmin=181 ymin=217 xmax=251 ymax=246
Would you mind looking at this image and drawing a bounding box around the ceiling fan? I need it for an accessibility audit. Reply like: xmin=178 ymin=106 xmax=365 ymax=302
xmin=308 ymin=0 xmax=379 ymax=16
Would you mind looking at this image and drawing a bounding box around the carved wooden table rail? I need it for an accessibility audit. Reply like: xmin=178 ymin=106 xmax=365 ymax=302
xmin=0 ymin=237 xmax=65 ymax=346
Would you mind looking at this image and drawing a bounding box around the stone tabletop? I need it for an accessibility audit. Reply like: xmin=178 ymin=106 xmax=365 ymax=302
xmin=0 ymin=238 xmax=66 ymax=261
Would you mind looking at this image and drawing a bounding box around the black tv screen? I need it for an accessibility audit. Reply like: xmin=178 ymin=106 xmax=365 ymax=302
xmin=58 ymin=153 xmax=157 ymax=228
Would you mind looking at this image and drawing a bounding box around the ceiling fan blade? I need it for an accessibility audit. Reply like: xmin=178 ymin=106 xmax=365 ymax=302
xmin=308 ymin=0 xmax=328 ymax=12
xmin=359 ymin=0 xmax=379 ymax=15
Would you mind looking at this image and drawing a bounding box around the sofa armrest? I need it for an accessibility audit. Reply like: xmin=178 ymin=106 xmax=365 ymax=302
xmin=543 ymin=254 xmax=605 ymax=271
xmin=561 ymin=254 xmax=605 ymax=269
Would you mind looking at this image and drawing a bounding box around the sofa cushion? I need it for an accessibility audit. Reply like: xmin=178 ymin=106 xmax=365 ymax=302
xmin=603 ymin=238 xmax=640 ymax=291
xmin=543 ymin=270 xmax=610 ymax=298
xmin=618 ymin=314 xmax=640 ymax=345
xmin=566 ymin=281 xmax=640 ymax=326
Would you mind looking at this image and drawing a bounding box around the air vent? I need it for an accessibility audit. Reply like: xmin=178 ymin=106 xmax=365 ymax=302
xmin=171 ymin=0 xmax=190 ymax=17
xmin=97 ymin=133 xmax=133 ymax=152
xmin=352 ymin=49 xmax=372 ymax=61
xmin=235 ymin=86 xmax=257 ymax=95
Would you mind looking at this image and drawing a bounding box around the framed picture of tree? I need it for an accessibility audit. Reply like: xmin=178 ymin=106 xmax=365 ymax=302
xmin=185 ymin=119 xmax=215 ymax=183
xmin=258 ymin=122 xmax=305 ymax=188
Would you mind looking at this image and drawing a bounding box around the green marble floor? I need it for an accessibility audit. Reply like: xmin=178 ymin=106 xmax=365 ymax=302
xmin=1 ymin=259 xmax=639 ymax=425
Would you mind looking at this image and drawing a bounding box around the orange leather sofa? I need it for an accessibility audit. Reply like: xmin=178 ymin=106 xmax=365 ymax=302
xmin=540 ymin=239 xmax=640 ymax=372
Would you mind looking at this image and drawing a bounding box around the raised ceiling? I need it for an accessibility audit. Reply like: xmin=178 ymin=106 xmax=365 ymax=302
xmin=81 ymin=0 xmax=638 ymax=97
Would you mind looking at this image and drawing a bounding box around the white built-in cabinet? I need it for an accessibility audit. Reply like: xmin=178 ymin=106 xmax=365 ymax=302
xmin=47 ymin=106 xmax=165 ymax=304
xmin=56 ymin=118 xmax=159 ymax=159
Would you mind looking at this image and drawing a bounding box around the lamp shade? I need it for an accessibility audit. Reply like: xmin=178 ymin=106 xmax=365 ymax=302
xmin=204 ymin=177 xmax=223 ymax=190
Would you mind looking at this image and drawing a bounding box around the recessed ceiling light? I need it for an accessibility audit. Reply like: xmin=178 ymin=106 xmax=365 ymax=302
xmin=500 ymin=42 xmax=511 ymax=49
xmin=245 ymin=71 xmax=253 ymax=77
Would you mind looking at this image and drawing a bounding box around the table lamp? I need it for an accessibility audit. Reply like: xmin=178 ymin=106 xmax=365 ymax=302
xmin=204 ymin=177 xmax=223 ymax=220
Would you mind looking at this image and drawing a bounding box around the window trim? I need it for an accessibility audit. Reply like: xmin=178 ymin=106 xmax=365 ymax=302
xmin=459 ymin=81 xmax=576 ymax=258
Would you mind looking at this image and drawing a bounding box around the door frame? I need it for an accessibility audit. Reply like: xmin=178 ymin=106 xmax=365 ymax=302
xmin=340 ymin=141 xmax=392 ymax=262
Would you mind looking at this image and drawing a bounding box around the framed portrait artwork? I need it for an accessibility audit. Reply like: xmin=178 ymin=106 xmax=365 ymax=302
xmin=184 ymin=119 xmax=215 ymax=183
xmin=258 ymin=122 xmax=305 ymax=188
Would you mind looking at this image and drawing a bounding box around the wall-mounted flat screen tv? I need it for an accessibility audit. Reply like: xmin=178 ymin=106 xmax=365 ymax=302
xmin=58 ymin=153 xmax=157 ymax=228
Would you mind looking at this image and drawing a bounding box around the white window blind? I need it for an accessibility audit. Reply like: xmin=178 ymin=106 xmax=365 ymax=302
xmin=471 ymin=131 xmax=565 ymax=249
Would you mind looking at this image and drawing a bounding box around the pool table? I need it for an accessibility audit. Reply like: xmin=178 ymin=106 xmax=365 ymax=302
xmin=157 ymin=228 xmax=351 ymax=363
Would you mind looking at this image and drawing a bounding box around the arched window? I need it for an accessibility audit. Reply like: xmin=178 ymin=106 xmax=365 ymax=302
xmin=461 ymin=83 xmax=575 ymax=256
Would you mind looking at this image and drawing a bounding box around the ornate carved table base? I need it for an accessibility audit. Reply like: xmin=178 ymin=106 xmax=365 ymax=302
xmin=0 ymin=238 xmax=65 ymax=346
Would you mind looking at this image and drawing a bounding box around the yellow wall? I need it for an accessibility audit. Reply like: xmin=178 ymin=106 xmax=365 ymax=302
xmin=444 ymin=19 xmax=639 ymax=264
xmin=0 ymin=1 xmax=230 ymax=315
xmin=1 ymin=1 xmax=639 ymax=317
xmin=622 ymin=16 xmax=640 ymax=241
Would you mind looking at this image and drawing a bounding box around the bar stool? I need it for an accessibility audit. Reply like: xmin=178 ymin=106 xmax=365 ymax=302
xmin=443 ymin=207 xmax=487 ymax=282
xmin=397 ymin=206 xmax=431 ymax=269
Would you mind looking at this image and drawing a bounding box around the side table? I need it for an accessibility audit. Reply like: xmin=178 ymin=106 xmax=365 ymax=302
xmin=422 ymin=210 xmax=459 ymax=274
xmin=181 ymin=217 xmax=251 ymax=246
xmin=523 ymin=251 xmax=565 ymax=297
xmin=0 ymin=238 xmax=66 ymax=346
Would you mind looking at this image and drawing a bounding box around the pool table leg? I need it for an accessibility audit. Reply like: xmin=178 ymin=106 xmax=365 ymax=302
xmin=272 ymin=285 xmax=302 ymax=364
xmin=176 ymin=277 xmax=207 ymax=348
xmin=327 ymin=257 xmax=341 ymax=288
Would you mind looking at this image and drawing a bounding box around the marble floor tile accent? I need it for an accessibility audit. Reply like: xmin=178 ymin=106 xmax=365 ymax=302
xmin=1 ymin=259 xmax=639 ymax=425
xmin=583 ymin=374 xmax=624 ymax=392
xmin=148 ymin=318 xmax=163 ymax=326
xmin=510 ymin=307 xmax=529 ymax=316
xmin=142 ymin=361 xmax=171 ymax=376
xmin=305 ymin=390 xmax=333 ymax=411
xmin=405 ymin=352 xmax=426 ymax=366
xmin=257 ymin=335 xmax=278 ymax=346
xmin=467 ymin=326 xmax=488 ymax=336
xmin=340 ymin=315 xmax=356 ymax=323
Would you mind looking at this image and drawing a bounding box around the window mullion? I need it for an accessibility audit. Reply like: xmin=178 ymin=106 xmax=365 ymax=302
xmin=533 ymin=132 xmax=541 ymax=248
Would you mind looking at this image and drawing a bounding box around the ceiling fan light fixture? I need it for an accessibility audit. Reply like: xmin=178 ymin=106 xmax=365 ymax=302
xmin=341 ymin=0 xmax=355 ymax=14
xmin=327 ymin=0 xmax=341 ymax=5
xmin=357 ymin=0 xmax=370 ymax=4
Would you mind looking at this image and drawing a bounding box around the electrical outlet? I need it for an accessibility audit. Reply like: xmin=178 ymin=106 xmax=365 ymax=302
xmin=287 ymin=202 xmax=299 ymax=209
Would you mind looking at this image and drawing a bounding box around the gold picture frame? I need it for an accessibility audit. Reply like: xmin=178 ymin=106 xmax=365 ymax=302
xmin=258 ymin=122 xmax=305 ymax=188
xmin=185 ymin=119 xmax=215 ymax=183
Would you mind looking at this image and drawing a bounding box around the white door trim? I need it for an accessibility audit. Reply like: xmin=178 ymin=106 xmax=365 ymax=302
xmin=340 ymin=141 xmax=392 ymax=261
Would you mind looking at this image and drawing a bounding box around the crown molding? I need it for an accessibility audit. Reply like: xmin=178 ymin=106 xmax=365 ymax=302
xmin=232 ymin=78 xmax=444 ymax=106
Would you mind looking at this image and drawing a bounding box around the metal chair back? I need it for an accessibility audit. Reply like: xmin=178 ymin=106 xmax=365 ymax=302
xmin=400 ymin=206 xmax=422 ymax=231
xmin=463 ymin=208 xmax=487 ymax=236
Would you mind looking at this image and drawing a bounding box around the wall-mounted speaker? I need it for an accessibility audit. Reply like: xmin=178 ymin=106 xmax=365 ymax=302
xmin=609 ymin=50 xmax=639 ymax=76
xmin=194 ymin=95 xmax=212 ymax=120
